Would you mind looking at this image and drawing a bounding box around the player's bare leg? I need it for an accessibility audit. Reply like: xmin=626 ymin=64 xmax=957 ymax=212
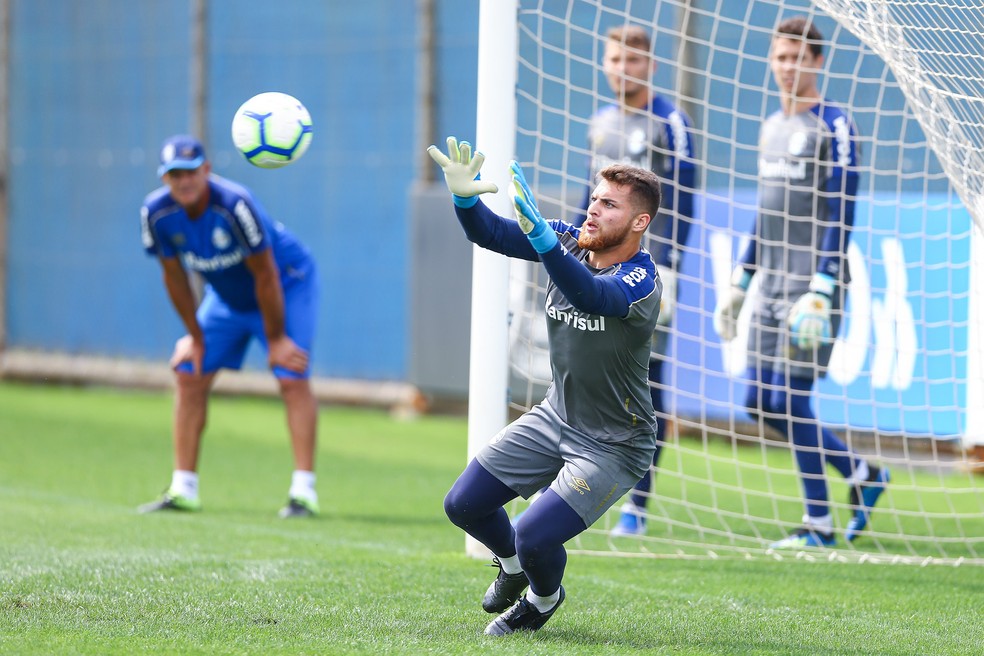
xmin=280 ymin=377 xmax=317 ymax=471
xmin=278 ymin=377 xmax=319 ymax=517
xmin=139 ymin=371 xmax=215 ymax=513
xmin=173 ymin=370 xmax=216 ymax=471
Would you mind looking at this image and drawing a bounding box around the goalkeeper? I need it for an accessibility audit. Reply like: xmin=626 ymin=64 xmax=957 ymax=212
xmin=582 ymin=25 xmax=698 ymax=536
xmin=713 ymin=17 xmax=888 ymax=549
xmin=429 ymin=137 xmax=661 ymax=636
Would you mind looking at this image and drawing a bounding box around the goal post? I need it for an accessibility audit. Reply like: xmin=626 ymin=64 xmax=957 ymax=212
xmin=465 ymin=0 xmax=518 ymax=559
xmin=967 ymin=227 xmax=984 ymax=456
xmin=471 ymin=0 xmax=984 ymax=564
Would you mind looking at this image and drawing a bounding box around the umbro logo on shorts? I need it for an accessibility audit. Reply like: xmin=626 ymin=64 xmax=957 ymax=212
xmin=568 ymin=477 xmax=591 ymax=495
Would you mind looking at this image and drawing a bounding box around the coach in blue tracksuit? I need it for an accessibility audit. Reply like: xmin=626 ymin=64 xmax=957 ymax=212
xmin=139 ymin=135 xmax=320 ymax=518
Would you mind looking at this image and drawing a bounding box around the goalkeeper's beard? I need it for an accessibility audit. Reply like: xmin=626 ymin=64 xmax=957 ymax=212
xmin=577 ymin=221 xmax=632 ymax=253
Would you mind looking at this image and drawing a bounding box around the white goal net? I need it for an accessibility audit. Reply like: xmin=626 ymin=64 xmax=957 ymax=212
xmin=501 ymin=0 xmax=984 ymax=564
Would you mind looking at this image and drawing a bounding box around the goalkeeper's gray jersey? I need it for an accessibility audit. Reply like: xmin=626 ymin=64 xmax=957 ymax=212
xmin=755 ymin=104 xmax=858 ymax=299
xmin=588 ymin=99 xmax=690 ymax=179
xmin=542 ymin=232 xmax=660 ymax=444
xmin=587 ymin=98 xmax=695 ymax=265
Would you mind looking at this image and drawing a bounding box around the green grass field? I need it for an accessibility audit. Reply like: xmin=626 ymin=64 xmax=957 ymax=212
xmin=1 ymin=381 xmax=982 ymax=655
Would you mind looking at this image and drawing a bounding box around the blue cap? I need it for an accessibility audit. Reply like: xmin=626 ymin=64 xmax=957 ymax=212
xmin=157 ymin=135 xmax=206 ymax=176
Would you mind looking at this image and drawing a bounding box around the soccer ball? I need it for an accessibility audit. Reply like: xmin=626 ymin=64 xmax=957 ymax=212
xmin=231 ymin=92 xmax=313 ymax=168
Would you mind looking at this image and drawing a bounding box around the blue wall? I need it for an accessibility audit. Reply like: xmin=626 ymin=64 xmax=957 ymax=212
xmin=4 ymin=1 xmax=479 ymax=381
xmin=671 ymin=191 xmax=970 ymax=438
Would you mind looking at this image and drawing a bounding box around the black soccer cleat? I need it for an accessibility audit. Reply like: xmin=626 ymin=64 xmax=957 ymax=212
xmin=138 ymin=491 xmax=201 ymax=513
xmin=485 ymin=586 xmax=565 ymax=636
xmin=278 ymin=497 xmax=319 ymax=519
xmin=482 ymin=558 xmax=530 ymax=613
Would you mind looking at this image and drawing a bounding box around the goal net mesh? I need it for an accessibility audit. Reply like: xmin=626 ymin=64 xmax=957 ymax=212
xmin=507 ymin=0 xmax=984 ymax=564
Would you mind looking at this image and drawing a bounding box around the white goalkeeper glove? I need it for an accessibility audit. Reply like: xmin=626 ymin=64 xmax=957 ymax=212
xmin=655 ymin=265 xmax=676 ymax=327
xmin=713 ymin=267 xmax=752 ymax=342
xmin=788 ymin=273 xmax=836 ymax=350
xmin=426 ymin=136 xmax=498 ymax=207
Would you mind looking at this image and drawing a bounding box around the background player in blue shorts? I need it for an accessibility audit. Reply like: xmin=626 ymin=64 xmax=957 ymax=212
xmin=429 ymin=137 xmax=662 ymax=635
xmin=713 ymin=17 xmax=889 ymax=549
xmin=139 ymin=135 xmax=320 ymax=519
xmin=585 ymin=25 xmax=698 ymax=536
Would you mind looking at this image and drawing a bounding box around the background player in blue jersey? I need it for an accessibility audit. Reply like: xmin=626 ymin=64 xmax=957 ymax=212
xmin=585 ymin=25 xmax=698 ymax=536
xmin=429 ymin=137 xmax=662 ymax=636
xmin=139 ymin=135 xmax=320 ymax=519
xmin=713 ymin=17 xmax=889 ymax=549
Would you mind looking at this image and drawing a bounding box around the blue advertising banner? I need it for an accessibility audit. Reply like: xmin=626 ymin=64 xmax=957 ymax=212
xmin=672 ymin=191 xmax=970 ymax=438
